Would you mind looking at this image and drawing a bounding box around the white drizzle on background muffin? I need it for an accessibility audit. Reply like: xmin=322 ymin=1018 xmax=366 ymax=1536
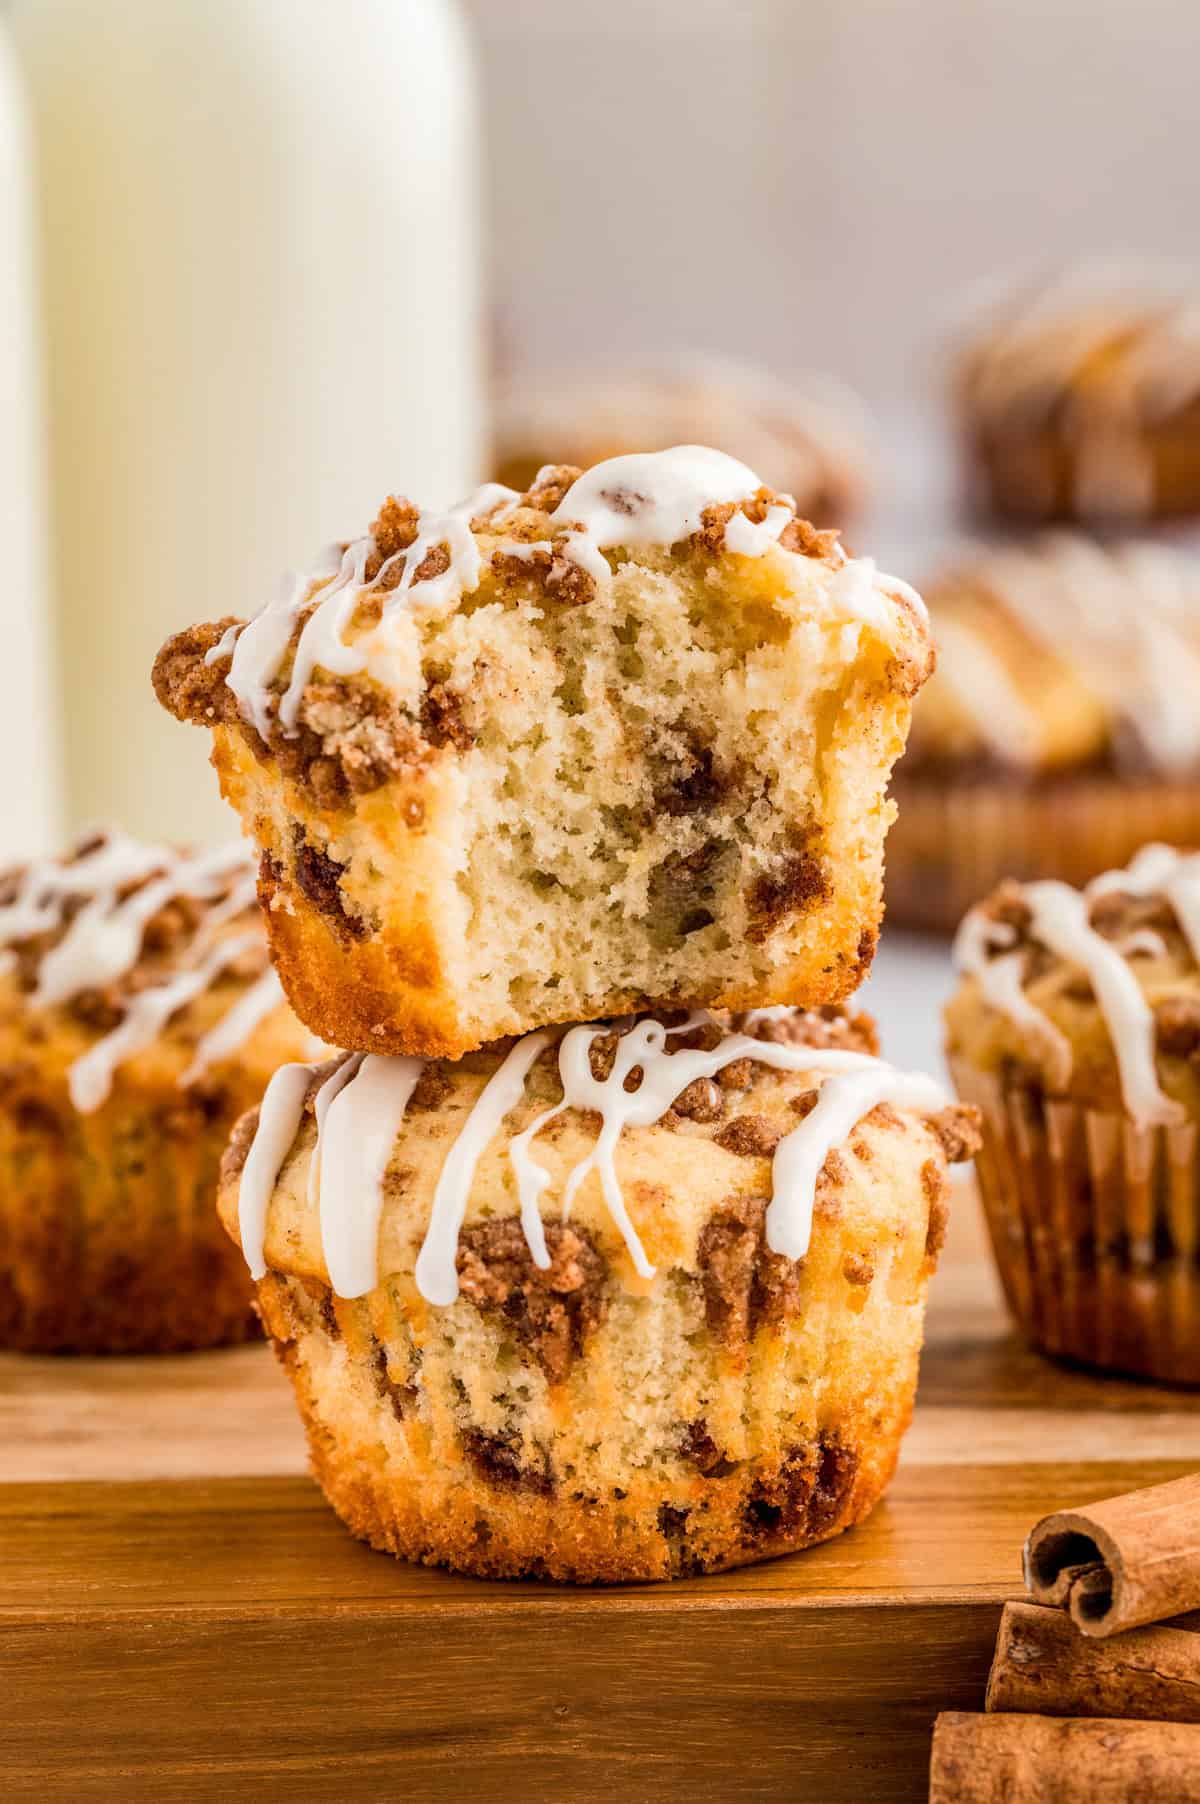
xmin=212 ymin=445 xmax=925 ymax=740
xmin=237 ymin=1015 xmax=949 ymax=1305
xmin=0 ymin=830 xmax=284 ymax=1111
xmin=923 ymin=537 xmax=1200 ymax=774
xmin=954 ymin=844 xmax=1200 ymax=1128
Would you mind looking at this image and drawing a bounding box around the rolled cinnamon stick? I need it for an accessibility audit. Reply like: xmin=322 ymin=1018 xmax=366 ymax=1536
xmin=1024 ymin=1473 xmax=1200 ymax=1637
xmin=930 ymin=1712 xmax=1200 ymax=1803
xmin=986 ymin=1600 xmax=1200 ymax=1722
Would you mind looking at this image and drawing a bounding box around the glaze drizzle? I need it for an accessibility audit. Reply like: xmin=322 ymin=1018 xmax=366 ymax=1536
xmin=1 ymin=832 xmax=280 ymax=1112
xmin=954 ymin=844 xmax=1200 ymax=1126
xmin=237 ymin=1014 xmax=950 ymax=1306
xmin=214 ymin=446 xmax=925 ymax=739
xmin=930 ymin=537 xmax=1200 ymax=773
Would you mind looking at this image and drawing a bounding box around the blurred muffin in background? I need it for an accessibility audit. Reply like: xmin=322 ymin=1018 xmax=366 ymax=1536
xmin=954 ymin=264 xmax=1200 ymax=524
xmin=0 ymin=830 xmax=315 ymax=1353
xmin=494 ymin=354 xmax=874 ymax=527
xmin=946 ymin=844 xmax=1200 ymax=1384
xmin=887 ymin=535 xmax=1200 ymax=931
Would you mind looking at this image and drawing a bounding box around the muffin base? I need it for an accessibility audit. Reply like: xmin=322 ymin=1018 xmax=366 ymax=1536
xmin=966 ymin=423 xmax=1200 ymax=524
xmin=887 ymin=773 xmax=1200 ymax=933
xmin=0 ymin=1089 xmax=260 ymax=1355
xmin=255 ymin=1270 xmax=916 ymax=1584
xmin=950 ymin=1056 xmax=1200 ymax=1385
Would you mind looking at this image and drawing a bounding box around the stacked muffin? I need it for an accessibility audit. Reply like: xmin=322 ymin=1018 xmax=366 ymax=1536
xmin=155 ymin=445 xmax=979 ymax=1581
xmin=0 ymin=832 xmax=316 ymax=1351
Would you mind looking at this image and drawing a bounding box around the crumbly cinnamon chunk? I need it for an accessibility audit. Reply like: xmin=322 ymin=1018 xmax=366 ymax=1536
xmin=734 ymin=1005 xmax=880 ymax=1058
xmin=921 ymin=1159 xmax=951 ymax=1259
xmin=521 ymin=464 xmax=581 ymax=514
xmin=697 ymin=1193 xmax=803 ymax=1352
xmin=927 ymin=1103 xmax=982 ymax=1164
xmin=152 ymin=621 xmax=242 ymax=727
xmin=713 ymin=1114 xmax=786 ymax=1158
xmin=421 ymin=681 xmax=475 ymax=752
xmin=779 ymin=518 xmax=843 ymax=560
xmin=668 ymin=1077 xmax=725 ymax=1123
xmin=456 ymin=1218 xmax=608 ymax=1383
xmin=370 ymin=496 xmax=421 ymax=561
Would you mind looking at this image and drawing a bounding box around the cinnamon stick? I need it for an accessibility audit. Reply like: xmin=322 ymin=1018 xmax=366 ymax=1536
xmin=986 ymin=1600 xmax=1200 ymax=1722
xmin=1024 ymin=1473 xmax=1200 ymax=1637
xmin=929 ymin=1712 xmax=1200 ymax=1803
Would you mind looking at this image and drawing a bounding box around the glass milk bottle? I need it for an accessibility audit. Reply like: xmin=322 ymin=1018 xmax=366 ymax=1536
xmin=12 ymin=0 xmax=483 ymax=843
xmin=0 ymin=18 xmax=59 ymax=857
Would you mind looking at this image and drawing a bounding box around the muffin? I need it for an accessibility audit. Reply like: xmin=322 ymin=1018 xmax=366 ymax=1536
xmin=494 ymin=355 xmax=873 ymax=526
xmin=955 ymin=266 xmax=1200 ymax=523
xmin=888 ymin=535 xmax=1200 ymax=932
xmin=154 ymin=446 xmax=932 ymax=1058
xmin=0 ymin=828 xmax=316 ymax=1352
xmin=946 ymin=844 xmax=1200 ymax=1383
xmin=218 ymin=1004 xmax=978 ymax=1582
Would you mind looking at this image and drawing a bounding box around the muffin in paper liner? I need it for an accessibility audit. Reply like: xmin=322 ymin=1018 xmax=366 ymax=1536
xmin=948 ymin=1058 xmax=1200 ymax=1386
xmin=888 ymin=775 xmax=1200 ymax=934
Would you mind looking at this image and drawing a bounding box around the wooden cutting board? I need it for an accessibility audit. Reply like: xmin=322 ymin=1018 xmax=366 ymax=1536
xmin=2 ymin=1187 xmax=1197 ymax=1804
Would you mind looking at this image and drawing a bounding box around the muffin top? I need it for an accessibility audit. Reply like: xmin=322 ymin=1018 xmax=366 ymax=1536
xmin=905 ymin=535 xmax=1200 ymax=780
xmin=494 ymin=356 xmax=873 ymax=524
xmin=153 ymin=445 xmax=931 ymax=808
xmin=0 ymin=829 xmax=298 ymax=1112
xmin=946 ymin=843 xmax=1200 ymax=1125
xmin=957 ymin=266 xmax=1200 ymax=442
xmin=221 ymin=1004 xmax=978 ymax=1311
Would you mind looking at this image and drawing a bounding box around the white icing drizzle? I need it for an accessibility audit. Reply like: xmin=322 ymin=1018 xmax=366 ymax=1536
xmin=1090 ymin=843 xmax=1200 ymax=965
xmin=0 ymin=837 xmax=253 ymax=1008
xmin=214 ymin=447 xmax=924 ymax=739
xmin=239 ymin=1018 xmax=951 ymax=1307
xmin=952 ymin=910 xmax=1074 ymax=1091
xmin=179 ymin=965 xmax=285 ymax=1088
xmin=547 ymin=445 xmax=761 ymax=547
xmin=239 ymin=1063 xmax=316 ymax=1281
xmin=934 ymin=537 xmax=1200 ymax=772
xmin=69 ymin=932 xmax=260 ymax=1113
xmin=2 ymin=832 xmax=281 ymax=1113
xmin=317 ymin=1054 xmax=425 ymax=1300
xmin=955 ymin=847 xmax=1200 ymax=1127
xmin=306 ymin=1051 xmax=366 ymax=1207
xmin=931 ymin=615 xmax=1041 ymax=766
xmin=415 ymin=1030 xmax=555 ymax=1305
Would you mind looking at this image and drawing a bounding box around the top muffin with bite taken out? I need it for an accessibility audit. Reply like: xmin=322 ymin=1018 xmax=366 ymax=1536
xmin=154 ymin=446 xmax=932 ymax=1058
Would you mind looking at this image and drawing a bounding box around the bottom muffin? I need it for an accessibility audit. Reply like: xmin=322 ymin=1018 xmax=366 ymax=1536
xmin=220 ymin=1007 xmax=977 ymax=1582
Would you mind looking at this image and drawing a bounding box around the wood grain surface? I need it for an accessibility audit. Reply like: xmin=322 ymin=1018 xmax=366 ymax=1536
xmin=2 ymin=1188 xmax=1197 ymax=1802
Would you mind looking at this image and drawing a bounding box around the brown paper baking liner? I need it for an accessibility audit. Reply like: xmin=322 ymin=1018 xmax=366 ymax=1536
xmin=949 ymin=1055 xmax=1200 ymax=1384
xmin=887 ymin=775 xmax=1200 ymax=934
